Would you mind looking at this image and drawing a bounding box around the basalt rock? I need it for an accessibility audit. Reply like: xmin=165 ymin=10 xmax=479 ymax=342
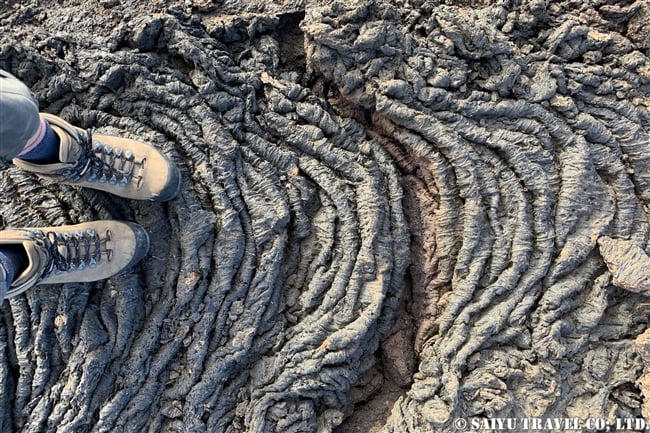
xmin=0 ymin=0 xmax=648 ymax=432
xmin=301 ymin=0 xmax=650 ymax=430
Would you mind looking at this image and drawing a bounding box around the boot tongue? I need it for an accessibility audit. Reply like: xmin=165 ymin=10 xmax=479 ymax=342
xmin=51 ymin=124 xmax=84 ymax=164
xmin=11 ymin=240 xmax=48 ymax=289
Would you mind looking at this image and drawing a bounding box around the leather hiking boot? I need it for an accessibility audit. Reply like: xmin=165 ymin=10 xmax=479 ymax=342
xmin=0 ymin=221 xmax=150 ymax=298
xmin=13 ymin=113 xmax=181 ymax=201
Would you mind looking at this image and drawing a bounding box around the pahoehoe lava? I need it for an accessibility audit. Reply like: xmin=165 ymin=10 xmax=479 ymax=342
xmin=0 ymin=0 xmax=649 ymax=432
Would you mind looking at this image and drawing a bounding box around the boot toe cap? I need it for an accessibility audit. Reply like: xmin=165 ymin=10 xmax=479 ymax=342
xmin=123 ymin=222 xmax=151 ymax=270
xmin=152 ymin=163 xmax=182 ymax=202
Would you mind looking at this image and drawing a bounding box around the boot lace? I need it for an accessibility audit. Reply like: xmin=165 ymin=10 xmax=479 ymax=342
xmin=65 ymin=129 xmax=145 ymax=188
xmin=34 ymin=228 xmax=113 ymax=276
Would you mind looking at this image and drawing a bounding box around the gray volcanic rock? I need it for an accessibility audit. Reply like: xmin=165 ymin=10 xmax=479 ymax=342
xmin=300 ymin=1 xmax=649 ymax=431
xmin=0 ymin=0 xmax=648 ymax=432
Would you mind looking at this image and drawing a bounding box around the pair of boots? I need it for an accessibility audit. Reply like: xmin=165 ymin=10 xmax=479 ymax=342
xmin=1 ymin=113 xmax=181 ymax=298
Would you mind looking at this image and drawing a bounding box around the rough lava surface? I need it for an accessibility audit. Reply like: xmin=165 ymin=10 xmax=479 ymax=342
xmin=0 ymin=0 xmax=649 ymax=432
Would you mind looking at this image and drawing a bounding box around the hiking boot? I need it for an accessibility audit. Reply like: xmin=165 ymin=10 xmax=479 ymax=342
xmin=0 ymin=220 xmax=150 ymax=298
xmin=13 ymin=113 xmax=182 ymax=201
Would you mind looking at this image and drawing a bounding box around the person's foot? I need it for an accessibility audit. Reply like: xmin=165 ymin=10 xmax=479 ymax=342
xmin=13 ymin=113 xmax=181 ymax=201
xmin=0 ymin=220 xmax=150 ymax=298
